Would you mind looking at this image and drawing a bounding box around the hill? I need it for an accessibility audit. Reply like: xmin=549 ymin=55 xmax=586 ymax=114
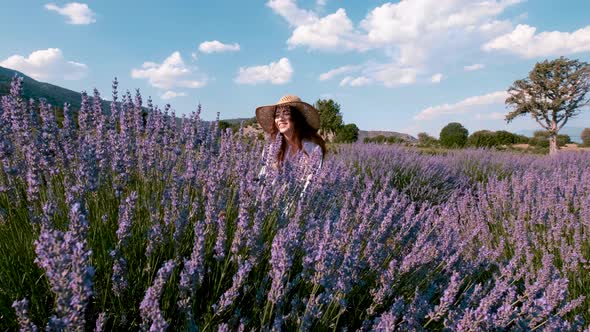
xmin=1 ymin=66 xmax=116 ymax=112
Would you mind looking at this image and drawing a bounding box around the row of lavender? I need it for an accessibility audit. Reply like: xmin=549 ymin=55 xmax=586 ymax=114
xmin=0 ymin=76 xmax=588 ymax=331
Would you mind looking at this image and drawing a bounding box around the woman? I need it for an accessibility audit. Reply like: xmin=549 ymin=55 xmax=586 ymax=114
xmin=255 ymin=95 xmax=326 ymax=198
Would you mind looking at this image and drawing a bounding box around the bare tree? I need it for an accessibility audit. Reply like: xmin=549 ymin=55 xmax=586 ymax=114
xmin=505 ymin=57 xmax=590 ymax=155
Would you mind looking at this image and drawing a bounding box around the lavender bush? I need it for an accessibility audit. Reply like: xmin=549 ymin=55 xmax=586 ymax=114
xmin=0 ymin=75 xmax=589 ymax=331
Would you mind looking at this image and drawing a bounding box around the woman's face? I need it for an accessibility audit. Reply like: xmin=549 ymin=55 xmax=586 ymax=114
xmin=274 ymin=105 xmax=294 ymax=136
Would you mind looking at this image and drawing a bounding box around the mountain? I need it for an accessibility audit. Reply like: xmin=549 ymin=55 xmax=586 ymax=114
xmin=0 ymin=66 xmax=114 ymax=112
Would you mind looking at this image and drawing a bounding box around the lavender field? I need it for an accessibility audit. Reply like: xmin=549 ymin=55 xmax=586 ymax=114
xmin=1 ymin=75 xmax=589 ymax=331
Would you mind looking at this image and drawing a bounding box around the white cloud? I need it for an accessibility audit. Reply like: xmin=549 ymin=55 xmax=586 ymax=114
xmin=366 ymin=63 xmax=418 ymax=87
xmin=318 ymin=65 xmax=360 ymax=81
xmin=0 ymin=48 xmax=88 ymax=81
xmin=483 ymin=24 xmax=590 ymax=58
xmin=464 ymin=63 xmax=485 ymax=71
xmin=268 ymin=0 xmax=523 ymax=87
xmin=268 ymin=1 xmax=367 ymax=51
xmin=191 ymin=52 xmax=198 ymax=61
xmin=431 ymin=73 xmax=443 ymax=83
xmin=235 ymin=57 xmax=293 ymax=85
xmin=339 ymin=76 xmax=371 ymax=87
xmin=131 ymin=52 xmax=207 ymax=89
xmin=357 ymin=0 xmax=522 ymax=67
xmin=360 ymin=0 xmax=521 ymax=44
xmin=266 ymin=0 xmax=316 ymax=26
xmin=287 ymin=8 xmax=368 ymax=51
xmin=198 ymin=40 xmax=241 ymax=53
xmin=45 ymin=2 xmax=96 ymax=25
xmin=414 ymin=90 xmax=508 ymax=120
xmin=319 ymin=62 xmax=418 ymax=87
xmin=161 ymin=91 xmax=187 ymax=100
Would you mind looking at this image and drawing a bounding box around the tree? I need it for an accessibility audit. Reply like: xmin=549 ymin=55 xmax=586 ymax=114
xmin=334 ymin=123 xmax=359 ymax=143
xmin=314 ymin=99 xmax=343 ymax=139
xmin=581 ymin=128 xmax=590 ymax=146
xmin=505 ymin=57 xmax=590 ymax=155
xmin=439 ymin=122 xmax=468 ymax=148
xmin=494 ymin=130 xmax=517 ymax=145
xmin=218 ymin=120 xmax=233 ymax=132
xmin=557 ymin=134 xmax=571 ymax=146
xmin=529 ymin=130 xmax=550 ymax=148
xmin=529 ymin=130 xmax=571 ymax=148
xmin=466 ymin=130 xmax=519 ymax=147
xmin=515 ymin=134 xmax=529 ymax=144
xmin=364 ymin=134 xmax=406 ymax=144
xmin=417 ymin=132 xmax=438 ymax=147
xmin=468 ymin=130 xmax=496 ymax=147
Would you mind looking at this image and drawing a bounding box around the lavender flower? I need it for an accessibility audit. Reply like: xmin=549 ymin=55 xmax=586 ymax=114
xmin=38 ymin=99 xmax=59 ymax=176
xmin=1 ymin=78 xmax=589 ymax=330
xmin=12 ymin=298 xmax=38 ymax=332
xmin=34 ymin=202 xmax=94 ymax=331
xmin=426 ymin=271 xmax=462 ymax=323
xmin=146 ymin=217 xmax=165 ymax=259
xmin=95 ymin=312 xmax=106 ymax=332
xmin=268 ymin=218 xmax=301 ymax=307
xmin=110 ymin=249 xmax=128 ymax=296
xmin=213 ymin=211 xmax=227 ymax=262
xmin=372 ymin=299 xmax=404 ymax=332
xmin=140 ymin=260 xmax=175 ymax=331
xmin=115 ymin=191 xmax=138 ymax=247
xmin=60 ymin=102 xmax=77 ymax=168
xmin=213 ymin=258 xmax=254 ymax=314
xmin=178 ymin=222 xmax=206 ymax=314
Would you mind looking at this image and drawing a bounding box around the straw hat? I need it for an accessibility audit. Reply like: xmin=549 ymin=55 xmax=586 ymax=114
xmin=255 ymin=95 xmax=320 ymax=133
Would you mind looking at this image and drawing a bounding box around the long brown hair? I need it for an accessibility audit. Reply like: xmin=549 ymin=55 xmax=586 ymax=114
xmin=270 ymin=105 xmax=327 ymax=164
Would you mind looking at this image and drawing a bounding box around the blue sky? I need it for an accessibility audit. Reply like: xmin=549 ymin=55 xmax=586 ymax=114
xmin=1 ymin=0 xmax=590 ymax=137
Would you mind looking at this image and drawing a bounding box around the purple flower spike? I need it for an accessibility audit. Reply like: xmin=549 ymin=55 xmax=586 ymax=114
xmin=140 ymin=260 xmax=175 ymax=331
xmin=12 ymin=298 xmax=38 ymax=332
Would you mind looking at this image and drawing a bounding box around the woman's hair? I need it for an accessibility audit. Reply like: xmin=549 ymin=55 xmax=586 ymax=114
xmin=270 ymin=105 xmax=327 ymax=164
